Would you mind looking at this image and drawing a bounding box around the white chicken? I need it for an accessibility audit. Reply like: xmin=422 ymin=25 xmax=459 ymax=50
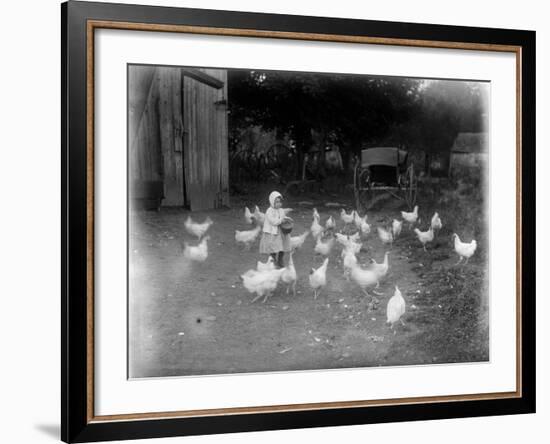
xmin=257 ymin=256 xmax=276 ymax=272
xmin=242 ymin=268 xmax=285 ymax=303
xmin=431 ymin=212 xmax=443 ymax=231
xmin=353 ymin=211 xmax=367 ymax=229
xmin=335 ymin=232 xmax=349 ymax=246
xmin=183 ymin=236 xmax=210 ymax=262
xmin=184 ymin=216 xmax=213 ymax=239
xmin=369 ymin=251 xmax=389 ymax=280
xmin=360 ymin=219 xmax=371 ymax=235
xmin=309 ymin=258 xmax=329 ymax=299
xmin=337 ymin=233 xmax=361 ymax=255
xmin=349 ymin=262 xmax=380 ymax=298
xmin=377 ymin=226 xmax=393 ymax=246
xmin=392 ymin=219 xmax=403 ymax=238
xmin=342 ymin=248 xmax=358 ymax=279
xmin=340 ymin=209 xmax=355 ymax=225
xmin=414 ymin=226 xmax=434 ymax=252
xmin=314 ymin=236 xmax=335 ymax=256
xmin=386 ymin=286 xmax=406 ymax=330
xmin=401 ymin=205 xmax=419 ymax=228
xmin=313 ymin=208 xmax=320 ymax=221
xmin=235 ymin=225 xmax=261 ymax=250
xmin=325 ymin=215 xmax=336 ymax=230
xmin=253 ymin=206 xmax=265 ymax=225
xmin=282 ymin=208 xmax=293 ymax=217
xmin=281 ymin=251 xmax=297 ymax=295
xmin=453 ymin=233 xmax=477 ymax=264
xmin=244 ymin=206 xmax=254 ymax=224
xmin=311 ymin=217 xmax=324 ymax=239
xmin=289 ymin=231 xmax=309 ymax=250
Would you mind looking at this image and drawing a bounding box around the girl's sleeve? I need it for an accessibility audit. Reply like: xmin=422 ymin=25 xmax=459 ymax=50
xmin=266 ymin=208 xmax=282 ymax=226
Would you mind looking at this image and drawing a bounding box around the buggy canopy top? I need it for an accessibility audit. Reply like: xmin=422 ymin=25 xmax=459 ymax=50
xmin=361 ymin=147 xmax=408 ymax=168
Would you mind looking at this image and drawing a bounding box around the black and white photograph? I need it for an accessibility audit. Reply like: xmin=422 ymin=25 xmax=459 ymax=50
xmin=128 ymin=64 xmax=489 ymax=378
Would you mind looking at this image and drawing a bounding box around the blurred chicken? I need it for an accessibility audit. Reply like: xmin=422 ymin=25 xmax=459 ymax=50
xmin=311 ymin=217 xmax=324 ymax=239
xmin=392 ymin=219 xmax=402 ymax=238
xmin=253 ymin=206 xmax=265 ymax=225
xmin=281 ymin=251 xmax=297 ymax=296
xmin=244 ymin=206 xmax=254 ymax=224
xmin=309 ymin=258 xmax=329 ymax=299
xmin=257 ymin=256 xmax=276 ymax=271
xmin=282 ymin=208 xmax=293 ymax=217
xmin=314 ymin=236 xmax=335 ymax=256
xmin=453 ymin=233 xmax=477 ymax=264
xmin=325 ymin=215 xmax=336 ymax=230
xmin=353 ymin=211 xmax=367 ymax=229
xmin=335 ymin=232 xmax=349 ymax=246
xmin=386 ymin=286 xmax=406 ymax=331
xmin=337 ymin=233 xmax=361 ymax=255
xmin=401 ymin=205 xmax=419 ymax=228
xmin=235 ymin=225 xmax=261 ymax=250
xmin=349 ymin=262 xmax=380 ymax=299
xmin=183 ymin=236 xmax=210 ymax=262
xmin=342 ymin=248 xmax=358 ymax=279
xmin=414 ymin=226 xmax=434 ymax=252
xmin=313 ymin=208 xmax=320 ymax=221
xmin=340 ymin=209 xmax=355 ymax=225
xmin=377 ymin=226 xmax=393 ymax=246
xmin=289 ymin=230 xmax=309 ymax=250
xmin=369 ymin=251 xmax=390 ymax=280
xmin=184 ymin=216 xmax=213 ymax=239
xmin=431 ymin=212 xmax=442 ymax=231
xmin=241 ymin=267 xmax=285 ymax=303
xmin=360 ymin=219 xmax=371 ymax=235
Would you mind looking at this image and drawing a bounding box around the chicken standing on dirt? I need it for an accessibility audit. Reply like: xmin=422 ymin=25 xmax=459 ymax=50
xmin=183 ymin=236 xmax=210 ymax=262
xmin=309 ymin=258 xmax=329 ymax=299
xmin=401 ymin=205 xmax=419 ymax=229
xmin=289 ymin=231 xmax=309 ymax=250
xmin=414 ymin=227 xmax=434 ymax=252
xmin=184 ymin=216 xmax=213 ymax=239
xmin=453 ymin=233 xmax=477 ymax=264
xmin=281 ymin=252 xmax=297 ymax=296
xmin=340 ymin=209 xmax=355 ymax=225
xmin=386 ymin=286 xmax=406 ymax=332
xmin=235 ymin=225 xmax=261 ymax=250
xmin=369 ymin=251 xmax=390 ymax=281
xmin=311 ymin=216 xmax=324 ymax=239
xmin=314 ymin=235 xmax=335 ymax=256
xmin=244 ymin=207 xmax=254 ymax=225
xmin=257 ymin=256 xmax=276 ymax=271
xmin=431 ymin=212 xmax=443 ymax=231
xmin=349 ymin=262 xmax=381 ymax=301
xmin=377 ymin=226 xmax=393 ymax=247
xmin=392 ymin=219 xmax=403 ymax=238
xmin=253 ymin=206 xmax=265 ymax=225
xmin=241 ymin=267 xmax=285 ymax=303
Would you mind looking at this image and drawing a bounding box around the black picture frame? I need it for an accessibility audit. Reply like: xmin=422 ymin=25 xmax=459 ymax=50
xmin=61 ymin=1 xmax=536 ymax=442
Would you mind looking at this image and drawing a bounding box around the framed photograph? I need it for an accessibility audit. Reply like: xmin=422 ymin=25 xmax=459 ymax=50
xmin=62 ymin=1 xmax=535 ymax=442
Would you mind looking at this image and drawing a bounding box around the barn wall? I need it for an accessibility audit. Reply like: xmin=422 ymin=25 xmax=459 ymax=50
xmin=129 ymin=66 xmax=229 ymax=210
xmin=183 ymin=69 xmax=229 ymax=211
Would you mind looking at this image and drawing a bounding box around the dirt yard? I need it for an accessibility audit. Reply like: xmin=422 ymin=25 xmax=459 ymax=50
xmin=128 ymin=185 xmax=489 ymax=378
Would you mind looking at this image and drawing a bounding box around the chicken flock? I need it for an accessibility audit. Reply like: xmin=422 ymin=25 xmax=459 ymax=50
xmin=181 ymin=201 xmax=478 ymax=333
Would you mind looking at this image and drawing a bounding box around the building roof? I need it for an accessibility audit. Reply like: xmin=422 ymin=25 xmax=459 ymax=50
xmin=451 ymin=132 xmax=488 ymax=154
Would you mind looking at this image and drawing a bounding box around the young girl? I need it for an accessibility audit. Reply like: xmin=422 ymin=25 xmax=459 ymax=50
xmin=259 ymin=191 xmax=291 ymax=268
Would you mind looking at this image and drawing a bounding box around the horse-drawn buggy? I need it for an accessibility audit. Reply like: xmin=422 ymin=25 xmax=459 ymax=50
xmin=354 ymin=147 xmax=418 ymax=211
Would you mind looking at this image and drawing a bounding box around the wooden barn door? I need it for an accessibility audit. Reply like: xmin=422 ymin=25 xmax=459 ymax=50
xmin=182 ymin=69 xmax=229 ymax=211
